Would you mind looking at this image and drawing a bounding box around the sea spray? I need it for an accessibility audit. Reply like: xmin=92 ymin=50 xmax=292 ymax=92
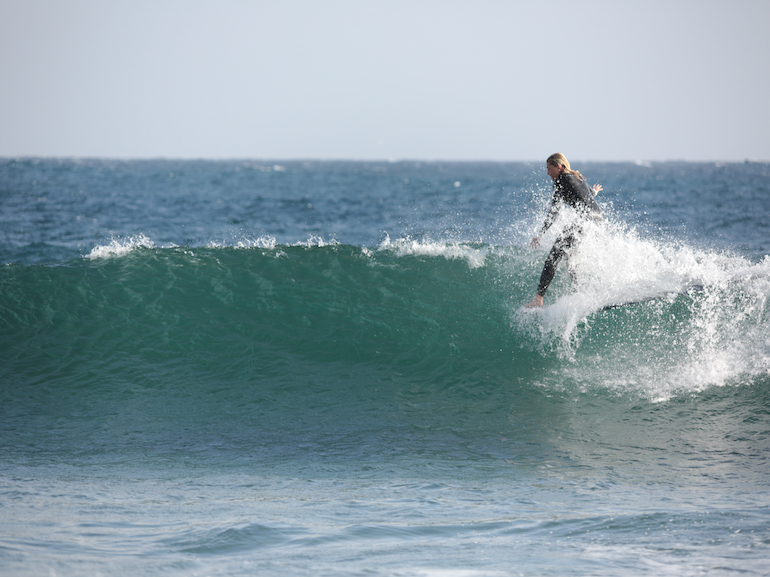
xmin=511 ymin=216 xmax=770 ymax=398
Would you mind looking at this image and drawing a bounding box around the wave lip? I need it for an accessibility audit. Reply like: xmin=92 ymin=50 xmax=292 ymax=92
xmin=86 ymin=234 xmax=156 ymax=259
xmin=377 ymin=235 xmax=491 ymax=269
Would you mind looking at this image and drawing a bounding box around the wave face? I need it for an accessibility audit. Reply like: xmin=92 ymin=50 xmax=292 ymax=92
xmin=1 ymin=242 xmax=518 ymax=464
xmin=3 ymin=235 xmax=769 ymax=468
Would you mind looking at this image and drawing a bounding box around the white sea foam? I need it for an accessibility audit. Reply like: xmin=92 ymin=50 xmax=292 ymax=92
xmin=514 ymin=218 xmax=770 ymax=399
xmin=86 ymin=234 xmax=155 ymax=259
xmin=205 ymin=235 xmax=278 ymax=250
xmin=289 ymin=235 xmax=340 ymax=248
xmin=378 ymin=235 xmax=489 ymax=269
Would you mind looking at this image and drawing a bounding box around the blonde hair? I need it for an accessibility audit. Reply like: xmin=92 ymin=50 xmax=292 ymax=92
xmin=547 ymin=153 xmax=584 ymax=181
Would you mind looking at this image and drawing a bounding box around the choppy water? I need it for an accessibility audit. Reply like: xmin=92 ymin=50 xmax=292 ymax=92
xmin=1 ymin=158 xmax=769 ymax=576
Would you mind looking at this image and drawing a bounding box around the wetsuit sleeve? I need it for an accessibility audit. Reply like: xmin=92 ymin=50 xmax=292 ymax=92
xmin=539 ymin=181 xmax=564 ymax=234
xmin=540 ymin=194 xmax=560 ymax=234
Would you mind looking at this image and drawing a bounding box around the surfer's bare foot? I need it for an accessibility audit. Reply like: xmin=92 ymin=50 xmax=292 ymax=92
xmin=524 ymin=295 xmax=543 ymax=308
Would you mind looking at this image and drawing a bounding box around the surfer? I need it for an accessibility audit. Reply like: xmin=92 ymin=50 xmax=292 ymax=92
xmin=525 ymin=153 xmax=603 ymax=308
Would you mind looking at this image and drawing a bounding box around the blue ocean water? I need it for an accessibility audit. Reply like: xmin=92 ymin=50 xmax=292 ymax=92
xmin=1 ymin=158 xmax=769 ymax=576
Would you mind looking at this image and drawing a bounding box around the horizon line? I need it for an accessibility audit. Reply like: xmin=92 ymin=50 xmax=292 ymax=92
xmin=2 ymin=155 xmax=768 ymax=164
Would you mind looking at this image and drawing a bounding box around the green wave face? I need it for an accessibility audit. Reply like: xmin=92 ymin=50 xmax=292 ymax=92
xmin=1 ymin=241 xmax=769 ymax=467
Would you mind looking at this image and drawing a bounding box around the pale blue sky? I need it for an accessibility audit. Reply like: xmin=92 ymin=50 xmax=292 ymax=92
xmin=1 ymin=0 xmax=768 ymax=161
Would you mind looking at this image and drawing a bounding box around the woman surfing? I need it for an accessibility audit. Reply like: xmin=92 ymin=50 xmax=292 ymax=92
xmin=525 ymin=153 xmax=603 ymax=308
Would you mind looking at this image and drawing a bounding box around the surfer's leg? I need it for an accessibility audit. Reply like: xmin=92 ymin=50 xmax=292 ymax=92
xmin=536 ymin=242 xmax=566 ymax=297
xmin=525 ymin=249 xmax=561 ymax=307
xmin=526 ymin=232 xmax=575 ymax=307
xmin=562 ymin=229 xmax=581 ymax=288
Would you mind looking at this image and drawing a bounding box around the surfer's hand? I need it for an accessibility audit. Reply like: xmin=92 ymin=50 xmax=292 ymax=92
xmin=530 ymin=237 xmax=540 ymax=249
xmin=592 ymin=184 xmax=603 ymax=195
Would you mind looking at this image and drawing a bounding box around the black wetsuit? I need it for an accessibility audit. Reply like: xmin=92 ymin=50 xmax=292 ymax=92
xmin=535 ymin=172 xmax=602 ymax=297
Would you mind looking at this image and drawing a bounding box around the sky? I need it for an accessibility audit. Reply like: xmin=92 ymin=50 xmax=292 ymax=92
xmin=1 ymin=0 xmax=768 ymax=162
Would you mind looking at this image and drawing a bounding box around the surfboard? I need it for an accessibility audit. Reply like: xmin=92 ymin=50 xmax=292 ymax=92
xmin=519 ymin=284 xmax=705 ymax=313
xmin=599 ymin=284 xmax=704 ymax=311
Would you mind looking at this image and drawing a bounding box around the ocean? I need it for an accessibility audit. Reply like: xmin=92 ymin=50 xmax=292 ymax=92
xmin=1 ymin=158 xmax=769 ymax=576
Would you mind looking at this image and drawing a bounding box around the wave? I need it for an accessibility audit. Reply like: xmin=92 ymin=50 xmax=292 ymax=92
xmin=2 ymin=227 xmax=769 ymax=466
xmin=3 ymin=228 xmax=769 ymax=400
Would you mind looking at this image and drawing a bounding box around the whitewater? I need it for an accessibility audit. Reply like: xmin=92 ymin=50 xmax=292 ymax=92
xmin=1 ymin=158 xmax=769 ymax=576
